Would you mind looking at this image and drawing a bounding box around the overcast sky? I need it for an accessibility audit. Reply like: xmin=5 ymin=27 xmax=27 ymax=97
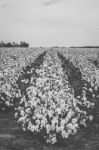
xmin=0 ymin=0 xmax=99 ymax=47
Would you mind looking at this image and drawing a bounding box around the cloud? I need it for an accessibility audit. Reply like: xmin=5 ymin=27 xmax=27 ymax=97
xmin=41 ymin=0 xmax=65 ymax=6
xmin=0 ymin=3 xmax=9 ymax=9
xmin=0 ymin=0 xmax=13 ymax=9
xmin=0 ymin=0 xmax=99 ymax=46
xmin=1 ymin=3 xmax=10 ymax=8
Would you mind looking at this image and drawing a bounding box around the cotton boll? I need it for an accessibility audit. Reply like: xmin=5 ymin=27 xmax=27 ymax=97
xmin=18 ymin=116 xmax=25 ymax=123
xmin=5 ymin=101 xmax=10 ymax=106
xmin=89 ymin=88 xmax=93 ymax=93
xmin=48 ymin=110 xmax=53 ymax=118
xmin=89 ymin=115 xmax=93 ymax=121
xmin=95 ymin=86 xmax=98 ymax=91
xmin=62 ymin=130 xmax=68 ymax=139
xmin=20 ymin=109 xmax=25 ymax=116
xmin=41 ymin=118 xmax=47 ymax=128
xmin=80 ymin=118 xmax=86 ymax=127
xmin=51 ymin=121 xmax=56 ymax=131
xmin=46 ymin=124 xmax=51 ymax=134
xmin=32 ymin=89 xmax=37 ymax=96
xmin=25 ymin=108 xmax=31 ymax=114
xmin=56 ymin=108 xmax=61 ymax=115
xmin=15 ymin=112 xmax=18 ymax=118
xmin=56 ymin=126 xmax=61 ymax=133
xmin=61 ymin=119 xmax=66 ymax=127
xmin=52 ymin=136 xmax=57 ymax=144
xmin=30 ymin=125 xmax=36 ymax=132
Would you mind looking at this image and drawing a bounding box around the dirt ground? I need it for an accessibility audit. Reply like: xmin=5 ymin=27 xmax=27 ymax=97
xmin=0 ymin=110 xmax=99 ymax=150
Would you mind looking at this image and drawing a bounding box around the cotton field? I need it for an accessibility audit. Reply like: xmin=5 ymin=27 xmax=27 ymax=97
xmin=0 ymin=47 xmax=99 ymax=149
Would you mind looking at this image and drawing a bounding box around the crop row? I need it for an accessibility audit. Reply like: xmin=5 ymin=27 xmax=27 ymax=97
xmin=0 ymin=47 xmax=99 ymax=110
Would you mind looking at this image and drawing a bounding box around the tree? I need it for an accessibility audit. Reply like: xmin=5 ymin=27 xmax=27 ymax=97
xmin=20 ymin=41 xmax=29 ymax=47
xmin=0 ymin=41 xmax=29 ymax=47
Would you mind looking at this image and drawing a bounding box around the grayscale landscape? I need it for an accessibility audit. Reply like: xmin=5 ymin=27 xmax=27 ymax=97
xmin=0 ymin=0 xmax=99 ymax=149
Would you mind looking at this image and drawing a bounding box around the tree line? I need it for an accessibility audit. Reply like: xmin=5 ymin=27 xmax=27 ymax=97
xmin=70 ymin=46 xmax=99 ymax=48
xmin=0 ymin=41 xmax=29 ymax=48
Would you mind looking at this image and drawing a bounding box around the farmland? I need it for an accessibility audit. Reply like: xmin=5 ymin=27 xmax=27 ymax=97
xmin=0 ymin=47 xmax=99 ymax=150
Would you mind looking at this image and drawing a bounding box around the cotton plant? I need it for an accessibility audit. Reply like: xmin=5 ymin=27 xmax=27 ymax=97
xmin=0 ymin=48 xmax=47 ymax=110
xmin=15 ymin=51 xmax=94 ymax=144
xmin=60 ymin=48 xmax=99 ymax=95
xmin=0 ymin=57 xmax=20 ymax=109
xmin=70 ymin=55 xmax=99 ymax=97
